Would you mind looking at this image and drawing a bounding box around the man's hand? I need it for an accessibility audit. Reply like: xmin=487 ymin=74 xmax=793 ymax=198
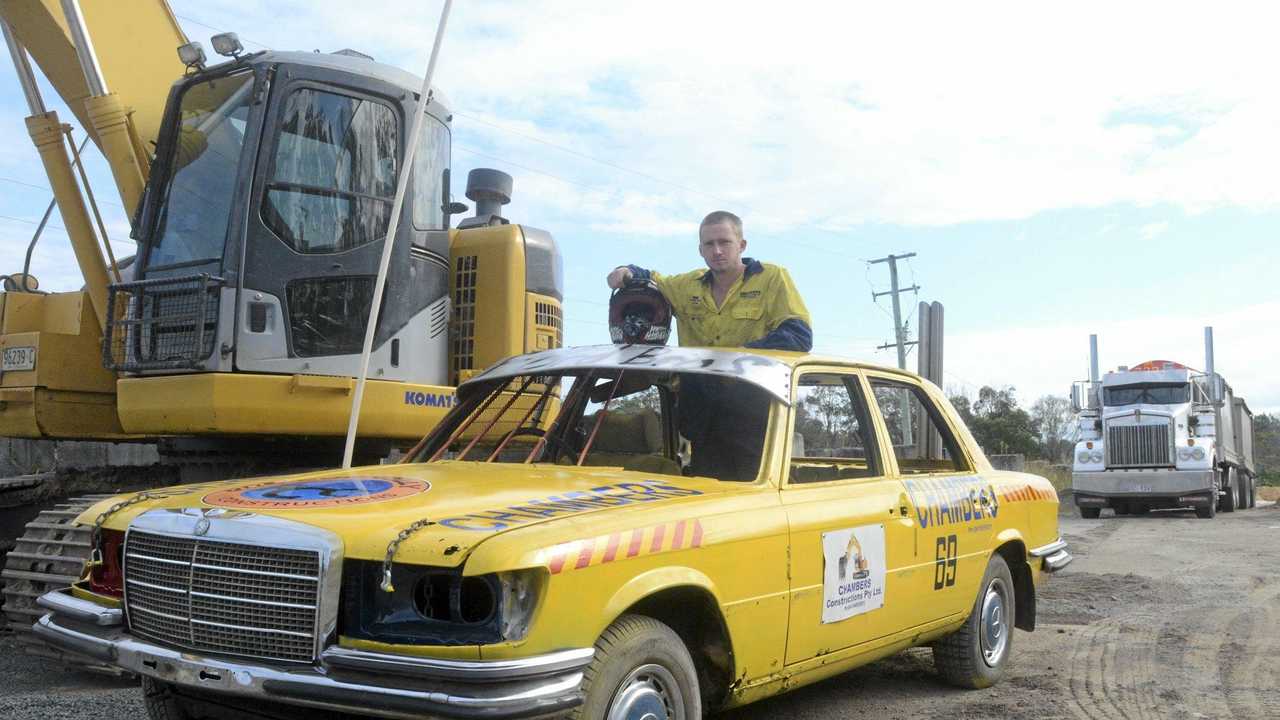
xmin=606 ymin=266 xmax=634 ymax=289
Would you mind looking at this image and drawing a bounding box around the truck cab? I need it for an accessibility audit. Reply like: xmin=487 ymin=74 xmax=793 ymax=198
xmin=1071 ymin=353 xmax=1256 ymax=518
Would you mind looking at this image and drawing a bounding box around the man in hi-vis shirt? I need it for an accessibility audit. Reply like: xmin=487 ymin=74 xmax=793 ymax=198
xmin=606 ymin=211 xmax=812 ymax=351
xmin=606 ymin=211 xmax=813 ymax=481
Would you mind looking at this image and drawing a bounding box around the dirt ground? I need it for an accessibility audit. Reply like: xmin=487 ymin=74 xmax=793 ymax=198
xmin=2 ymin=502 xmax=1277 ymax=719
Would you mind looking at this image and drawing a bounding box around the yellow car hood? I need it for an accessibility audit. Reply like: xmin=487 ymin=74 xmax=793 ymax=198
xmin=86 ymin=461 xmax=725 ymax=567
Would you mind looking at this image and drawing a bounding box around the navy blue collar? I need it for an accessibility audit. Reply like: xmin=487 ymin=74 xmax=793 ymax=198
xmin=700 ymin=257 xmax=763 ymax=285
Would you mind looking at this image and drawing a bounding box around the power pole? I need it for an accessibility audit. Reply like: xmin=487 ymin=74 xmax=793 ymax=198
xmin=870 ymin=252 xmax=919 ymax=370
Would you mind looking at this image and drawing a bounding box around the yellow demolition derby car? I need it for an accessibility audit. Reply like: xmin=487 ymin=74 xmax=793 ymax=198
xmin=34 ymin=344 xmax=1070 ymax=720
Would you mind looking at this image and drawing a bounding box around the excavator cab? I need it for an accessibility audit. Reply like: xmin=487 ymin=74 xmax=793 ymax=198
xmin=2 ymin=41 xmax=561 ymax=446
xmin=103 ymin=50 xmax=563 ymax=442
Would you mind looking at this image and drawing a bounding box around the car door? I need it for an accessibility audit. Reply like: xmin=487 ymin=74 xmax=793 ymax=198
xmin=865 ymin=372 xmax=994 ymax=623
xmin=781 ymin=367 xmax=919 ymax=666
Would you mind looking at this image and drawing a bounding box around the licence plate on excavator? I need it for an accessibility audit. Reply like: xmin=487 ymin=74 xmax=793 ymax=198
xmin=2 ymin=346 xmax=36 ymax=371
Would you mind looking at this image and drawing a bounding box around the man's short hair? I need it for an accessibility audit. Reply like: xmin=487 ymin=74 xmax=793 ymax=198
xmin=700 ymin=210 xmax=743 ymax=240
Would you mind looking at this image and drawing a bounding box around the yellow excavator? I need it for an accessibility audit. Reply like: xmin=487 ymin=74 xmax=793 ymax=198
xmin=0 ymin=0 xmax=563 ymax=665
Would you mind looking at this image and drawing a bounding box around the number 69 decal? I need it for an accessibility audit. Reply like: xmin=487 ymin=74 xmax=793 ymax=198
xmin=934 ymin=534 xmax=958 ymax=590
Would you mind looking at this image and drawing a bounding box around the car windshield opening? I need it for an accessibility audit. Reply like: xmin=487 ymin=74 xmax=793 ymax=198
xmin=1104 ymin=383 xmax=1190 ymax=406
xmin=410 ymin=369 xmax=775 ymax=482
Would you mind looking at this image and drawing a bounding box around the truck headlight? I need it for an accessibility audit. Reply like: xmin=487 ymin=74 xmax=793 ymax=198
xmin=1191 ymin=447 xmax=1205 ymax=461
xmin=1089 ymin=451 xmax=1103 ymax=464
xmin=1178 ymin=448 xmax=1192 ymax=461
xmin=1077 ymin=451 xmax=1091 ymax=464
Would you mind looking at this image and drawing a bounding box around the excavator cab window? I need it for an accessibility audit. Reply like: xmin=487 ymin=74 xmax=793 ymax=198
xmin=262 ymin=87 xmax=399 ymax=254
xmin=146 ymin=71 xmax=254 ymax=272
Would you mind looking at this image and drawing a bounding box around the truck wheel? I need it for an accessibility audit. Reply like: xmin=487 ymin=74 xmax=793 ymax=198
xmin=933 ymin=554 xmax=1015 ymax=689
xmin=1222 ymin=469 xmax=1237 ymax=513
xmin=1242 ymin=475 xmax=1254 ymax=509
xmin=572 ymin=614 xmax=702 ymax=720
xmin=1079 ymin=507 xmax=1101 ymax=519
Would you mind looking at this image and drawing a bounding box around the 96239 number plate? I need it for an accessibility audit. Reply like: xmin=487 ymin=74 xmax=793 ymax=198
xmin=2 ymin=346 xmax=36 ymax=371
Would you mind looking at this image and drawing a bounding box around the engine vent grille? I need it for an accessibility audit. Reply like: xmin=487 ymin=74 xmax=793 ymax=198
xmin=103 ymin=274 xmax=222 ymax=371
xmin=451 ymin=255 xmax=478 ymax=381
xmin=123 ymin=531 xmax=321 ymax=663
xmin=534 ymin=301 xmax=563 ymax=349
xmin=1106 ymin=422 xmax=1174 ymax=468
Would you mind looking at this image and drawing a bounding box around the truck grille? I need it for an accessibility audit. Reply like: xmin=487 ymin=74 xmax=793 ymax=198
xmin=1106 ymin=423 xmax=1174 ymax=468
xmin=123 ymin=531 xmax=321 ymax=663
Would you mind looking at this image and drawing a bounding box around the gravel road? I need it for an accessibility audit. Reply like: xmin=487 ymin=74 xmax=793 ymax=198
xmin=3 ymin=502 xmax=1277 ymax=719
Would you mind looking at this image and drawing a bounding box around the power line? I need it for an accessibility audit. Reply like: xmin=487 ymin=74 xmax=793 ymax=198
xmin=0 ymin=176 xmax=126 ymax=209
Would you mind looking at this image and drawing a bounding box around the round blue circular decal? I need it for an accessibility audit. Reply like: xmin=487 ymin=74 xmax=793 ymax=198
xmin=241 ymin=479 xmax=395 ymax=501
xmin=204 ymin=477 xmax=429 ymax=509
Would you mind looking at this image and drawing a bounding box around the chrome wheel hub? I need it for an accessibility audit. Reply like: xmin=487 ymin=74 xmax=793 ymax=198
xmin=980 ymin=577 xmax=1009 ymax=667
xmin=607 ymin=663 xmax=682 ymax=720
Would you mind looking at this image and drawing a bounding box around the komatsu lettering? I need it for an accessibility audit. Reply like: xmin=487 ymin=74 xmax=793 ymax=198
xmin=404 ymin=391 xmax=455 ymax=408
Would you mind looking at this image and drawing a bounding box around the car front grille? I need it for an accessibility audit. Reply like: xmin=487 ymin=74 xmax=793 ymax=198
xmin=1106 ymin=422 xmax=1174 ymax=468
xmin=124 ymin=531 xmax=322 ymax=663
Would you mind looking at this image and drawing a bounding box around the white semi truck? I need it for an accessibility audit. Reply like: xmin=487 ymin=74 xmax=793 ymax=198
xmin=1070 ymin=328 xmax=1256 ymax=519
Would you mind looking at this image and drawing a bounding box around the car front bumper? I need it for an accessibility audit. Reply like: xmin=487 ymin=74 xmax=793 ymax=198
xmin=34 ymin=590 xmax=591 ymax=720
xmin=1072 ymin=469 xmax=1214 ymax=502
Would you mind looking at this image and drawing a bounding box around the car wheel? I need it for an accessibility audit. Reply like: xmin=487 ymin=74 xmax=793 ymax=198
xmin=933 ymin=554 xmax=1015 ymax=689
xmin=1079 ymin=507 xmax=1101 ymax=519
xmin=572 ymin=614 xmax=702 ymax=720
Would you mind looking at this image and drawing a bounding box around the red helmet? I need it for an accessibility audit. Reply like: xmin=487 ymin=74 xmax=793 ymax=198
xmin=609 ymin=280 xmax=672 ymax=345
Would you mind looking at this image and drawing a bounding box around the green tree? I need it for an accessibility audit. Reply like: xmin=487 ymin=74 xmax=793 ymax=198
xmin=952 ymin=386 xmax=1042 ymax=458
xmin=1255 ymin=413 xmax=1280 ymax=485
xmin=1030 ymin=395 xmax=1074 ymax=462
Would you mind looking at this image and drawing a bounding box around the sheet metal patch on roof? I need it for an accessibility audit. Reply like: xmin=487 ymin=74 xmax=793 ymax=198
xmin=466 ymin=344 xmax=793 ymax=404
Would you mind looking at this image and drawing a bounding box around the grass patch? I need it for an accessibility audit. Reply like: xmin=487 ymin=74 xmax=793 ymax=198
xmin=1025 ymin=460 xmax=1071 ymax=492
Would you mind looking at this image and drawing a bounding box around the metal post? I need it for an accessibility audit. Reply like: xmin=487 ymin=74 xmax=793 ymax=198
xmin=1089 ymin=334 xmax=1099 ymax=383
xmin=343 ymin=0 xmax=454 ymax=469
xmin=59 ymin=0 xmax=108 ymax=96
xmin=870 ymin=252 xmax=919 ymax=370
xmin=1 ymin=20 xmax=46 ymax=114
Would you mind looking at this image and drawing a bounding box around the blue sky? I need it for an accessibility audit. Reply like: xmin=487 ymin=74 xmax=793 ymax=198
xmin=1 ymin=1 xmax=1276 ymax=412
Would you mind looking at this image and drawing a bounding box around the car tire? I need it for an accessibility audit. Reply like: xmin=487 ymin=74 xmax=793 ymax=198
xmin=572 ymin=614 xmax=702 ymax=720
xmin=1079 ymin=507 xmax=1101 ymax=519
xmin=143 ymin=678 xmax=193 ymax=720
xmin=933 ymin=554 xmax=1015 ymax=689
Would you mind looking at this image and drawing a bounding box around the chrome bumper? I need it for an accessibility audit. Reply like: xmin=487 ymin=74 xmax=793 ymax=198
xmin=1029 ymin=538 xmax=1072 ymax=574
xmin=1072 ymin=469 xmax=1214 ymax=498
xmin=34 ymin=590 xmax=591 ymax=720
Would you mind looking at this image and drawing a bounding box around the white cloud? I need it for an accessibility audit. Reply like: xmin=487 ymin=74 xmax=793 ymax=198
xmin=1139 ymin=221 xmax=1170 ymax=240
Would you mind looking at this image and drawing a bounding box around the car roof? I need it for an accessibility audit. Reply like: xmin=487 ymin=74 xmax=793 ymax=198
xmin=463 ymin=344 xmax=925 ymax=405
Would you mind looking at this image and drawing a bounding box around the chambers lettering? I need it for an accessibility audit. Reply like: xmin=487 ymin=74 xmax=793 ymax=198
xmin=439 ymin=481 xmax=702 ymax=531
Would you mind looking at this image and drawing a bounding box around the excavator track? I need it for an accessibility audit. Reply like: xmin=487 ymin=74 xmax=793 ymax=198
xmin=1 ymin=494 xmax=129 ymax=675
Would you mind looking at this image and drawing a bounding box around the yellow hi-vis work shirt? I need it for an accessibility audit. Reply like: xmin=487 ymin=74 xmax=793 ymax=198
xmin=641 ymin=259 xmax=811 ymax=348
